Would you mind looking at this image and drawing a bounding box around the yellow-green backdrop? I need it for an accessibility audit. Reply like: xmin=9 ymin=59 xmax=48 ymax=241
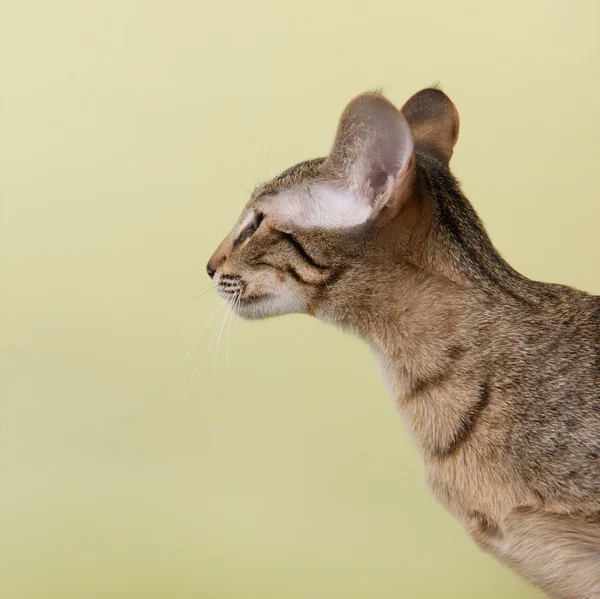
xmin=2 ymin=1 xmax=599 ymax=598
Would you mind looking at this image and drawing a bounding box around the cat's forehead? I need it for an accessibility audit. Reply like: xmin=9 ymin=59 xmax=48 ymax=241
xmin=255 ymin=157 xmax=328 ymax=195
xmin=244 ymin=158 xmax=371 ymax=230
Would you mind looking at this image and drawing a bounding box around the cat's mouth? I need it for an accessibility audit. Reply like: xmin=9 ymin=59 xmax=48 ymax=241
xmin=239 ymin=293 xmax=272 ymax=305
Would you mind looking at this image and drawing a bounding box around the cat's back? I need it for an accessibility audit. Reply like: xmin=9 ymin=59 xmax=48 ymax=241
xmin=494 ymin=285 xmax=600 ymax=514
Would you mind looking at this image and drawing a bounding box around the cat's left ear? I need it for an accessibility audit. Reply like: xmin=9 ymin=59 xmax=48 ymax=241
xmin=326 ymin=92 xmax=415 ymax=223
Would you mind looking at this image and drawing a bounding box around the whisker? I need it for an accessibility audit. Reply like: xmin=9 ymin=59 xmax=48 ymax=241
xmin=243 ymin=164 xmax=259 ymax=187
xmin=169 ymin=315 xmax=197 ymax=353
xmin=231 ymin=180 xmax=253 ymax=194
xmin=185 ymin=332 xmax=220 ymax=388
xmin=177 ymin=299 xmax=226 ymax=373
xmin=212 ymin=303 xmax=231 ymax=380
xmin=258 ymin=156 xmax=271 ymax=180
xmin=233 ymin=292 xmax=243 ymax=352
xmin=225 ymin=292 xmax=240 ymax=368
xmin=225 ymin=304 xmax=233 ymax=369
xmin=169 ymin=294 xmax=218 ymax=353
xmin=187 ymin=284 xmax=215 ymax=303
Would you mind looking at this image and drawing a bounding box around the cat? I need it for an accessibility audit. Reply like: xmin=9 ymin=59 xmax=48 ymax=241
xmin=206 ymin=88 xmax=600 ymax=598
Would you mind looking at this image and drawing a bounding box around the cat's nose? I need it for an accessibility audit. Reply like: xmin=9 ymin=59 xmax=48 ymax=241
xmin=207 ymin=241 xmax=229 ymax=278
xmin=206 ymin=262 xmax=216 ymax=279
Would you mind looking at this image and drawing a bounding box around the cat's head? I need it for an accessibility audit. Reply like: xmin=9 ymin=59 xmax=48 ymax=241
xmin=207 ymin=88 xmax=459 ymax=322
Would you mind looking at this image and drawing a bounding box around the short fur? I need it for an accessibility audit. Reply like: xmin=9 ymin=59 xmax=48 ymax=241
xmin=207 ymin=89 xmax=600 ymax=598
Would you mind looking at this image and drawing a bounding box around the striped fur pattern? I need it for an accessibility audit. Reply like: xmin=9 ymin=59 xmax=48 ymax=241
xmin=207 ymin=89 xmax=600 ymax=598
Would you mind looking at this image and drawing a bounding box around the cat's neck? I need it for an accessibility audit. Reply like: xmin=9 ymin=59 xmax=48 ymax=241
xmin=321 ymin=261 xmax=492 ymax=458
xmin=412 ymin=156 xmax=550 ymax=306
xmin=335 ymin=261 xmax=486 ymax=388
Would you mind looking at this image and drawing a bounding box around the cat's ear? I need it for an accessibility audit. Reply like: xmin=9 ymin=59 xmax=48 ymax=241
xmin=325 ymin=92 xmax=415 ymax=223
xmin=401 ymin=87 xmax=459 ymax=166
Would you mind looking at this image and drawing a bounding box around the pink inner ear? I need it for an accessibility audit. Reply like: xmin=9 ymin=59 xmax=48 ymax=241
xmin=369 ymin=168 xmax=389 ymax=190
xmin=366 ymin=165 xmax=392 ymax=206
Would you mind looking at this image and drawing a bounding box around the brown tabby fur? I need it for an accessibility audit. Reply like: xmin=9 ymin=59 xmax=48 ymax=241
xmin=208 ymin=89 xmax=600 ymax=598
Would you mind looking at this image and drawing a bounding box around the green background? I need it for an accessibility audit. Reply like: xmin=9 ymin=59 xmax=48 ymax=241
xmin=2 ymin=1 xmax=599 ymax=597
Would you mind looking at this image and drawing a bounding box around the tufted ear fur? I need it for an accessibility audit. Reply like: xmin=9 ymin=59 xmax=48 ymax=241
xmin=401 ymin=87 xmax=460 ymax=166
xmin=324 ymin=92 xmax=415 ymax=224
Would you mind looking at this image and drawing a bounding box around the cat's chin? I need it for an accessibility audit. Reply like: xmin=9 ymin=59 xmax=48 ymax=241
xmin=233 ymin=292 xmax=308 ymax=320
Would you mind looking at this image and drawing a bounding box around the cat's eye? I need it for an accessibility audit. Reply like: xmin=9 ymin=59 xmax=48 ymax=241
xmin=252 ymin=211 xmax=265 ymax=230
xmin=233 ymin=211 xmax=265 ymax=248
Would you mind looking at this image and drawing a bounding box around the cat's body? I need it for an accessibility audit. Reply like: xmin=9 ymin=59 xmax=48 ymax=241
xmin=373 ymin=155 xmax=600 ymax=597
xmin=208 ymin=89 xmax=600 ymax=597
